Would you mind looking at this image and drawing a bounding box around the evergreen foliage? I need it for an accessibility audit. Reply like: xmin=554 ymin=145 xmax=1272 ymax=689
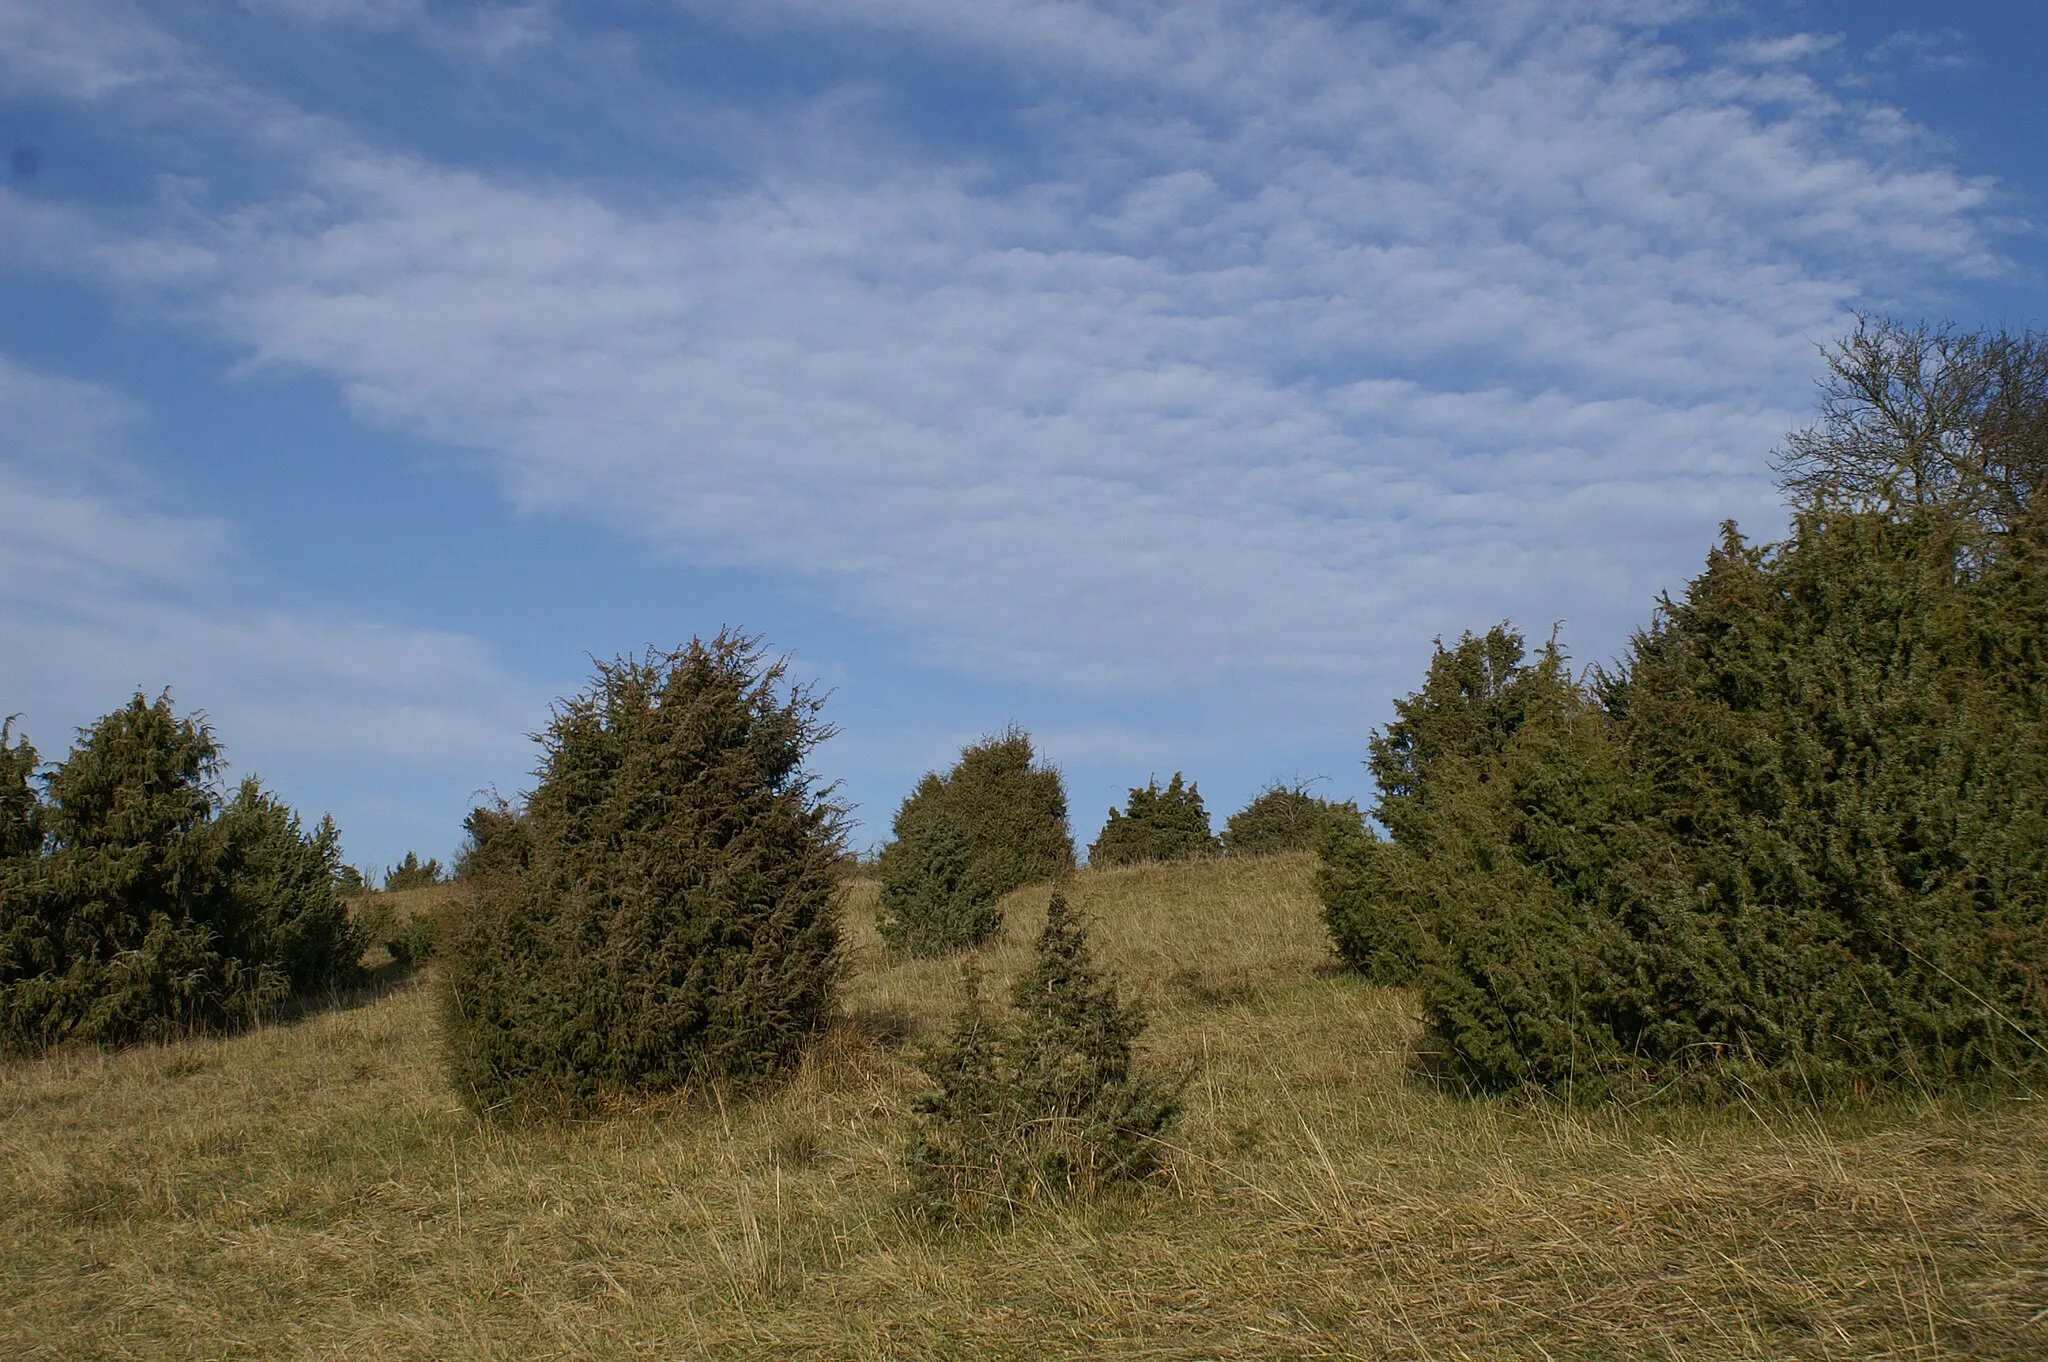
xmin=351 ymin=894 xmax=441 ymax=968
xmin=1324 ymin=322 xmax=2048 ymax=1096
xmin=440 ymin=633 xmax=845 ymax=1117
xmin=1221 ymin=782 xmax=1363 ymax=858
xmin=876 ymin=728 xmax=1073 ymax=957
xmin=383 ymin=852 xmax=445 ymax=891
xmin=0 ymin=694 xmax=359 ymax=1050
xmin=942 ymin=726 xmax=1076 ymax=892
xmin=1087 ymin=773 xmax=1218 ymax=866
xmin=876 ymin=783 xmax=1000 ymax=956
xmin=1366 ymin=626 xmax=1557 ymax=850
xmin=455 ymin=798 xmax=528 ymax=881
xmin=1324 ymin=436 xmax=2048 ymax=1094
xmin=1602 ymin=510 xmax=2048 ymax=1091
xmin=1323 ymin=641 xmax=1642 ymax=1086
xmin=1 ymin=718 xmax=40 ymax=862
xmin=906 ymin=893 xmax=1181 ymax=1221
xmin=220 ymin=781 xmax=357 ymax=995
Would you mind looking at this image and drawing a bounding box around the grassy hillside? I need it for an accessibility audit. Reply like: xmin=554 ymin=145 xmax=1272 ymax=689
xmin=3 ymin=854 xmax=2044 ymax=1359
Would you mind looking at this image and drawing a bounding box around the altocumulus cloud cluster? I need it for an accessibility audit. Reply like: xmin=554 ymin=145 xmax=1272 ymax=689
xmin=0 ymin=0 xmax=2028 ymax=864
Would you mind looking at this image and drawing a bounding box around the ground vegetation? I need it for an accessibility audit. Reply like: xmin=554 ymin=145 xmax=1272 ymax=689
xmin=876 ymin=727 xmax=1073 ymax=956
xmin=1088 ymin=773 xmax=1219 ymax=866
xmin=440 ymin=633 xmax=845 ymax=1116
xmin=1322 ymin=320 xmax=2048 ymax=1096
xmin=0 ymin=694 xmax=359 ymax=1050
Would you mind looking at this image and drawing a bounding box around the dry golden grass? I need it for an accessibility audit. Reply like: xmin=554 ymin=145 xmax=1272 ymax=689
xmin=4 ymin=852 xmax=2045 ymax=1359
xmin=367 ymin=882 xmax=466 ymax=921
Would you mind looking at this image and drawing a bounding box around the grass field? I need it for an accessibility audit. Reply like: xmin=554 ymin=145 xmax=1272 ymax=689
xmin=4 ymin=855 xmax=2046 ymax=1359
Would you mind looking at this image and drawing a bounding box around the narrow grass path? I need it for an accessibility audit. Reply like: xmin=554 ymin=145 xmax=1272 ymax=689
xmin=4 ymin=855 xmax=2045 ymax=1358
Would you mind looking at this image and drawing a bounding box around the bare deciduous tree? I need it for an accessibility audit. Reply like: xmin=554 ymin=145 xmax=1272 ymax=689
xmin=1775 ymin=316 xmax=2048 ymax=537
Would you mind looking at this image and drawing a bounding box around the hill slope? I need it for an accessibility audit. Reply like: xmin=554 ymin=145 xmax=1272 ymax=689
xmin=3 ymin=854 xmax=2044 ymax=1358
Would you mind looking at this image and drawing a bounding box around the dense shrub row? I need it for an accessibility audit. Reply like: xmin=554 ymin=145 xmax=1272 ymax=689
xmin=876 ymin=728 xmax=1073 ymax=956
xmin=0 ymin=695 xmax=360 ymax=1050
xmin=1323 ymin=321 xmax=2048 ymax=1096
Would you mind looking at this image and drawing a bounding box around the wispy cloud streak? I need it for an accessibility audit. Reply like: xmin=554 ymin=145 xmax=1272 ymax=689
xmin=0 ymin=0 xmax=2009 ymax=709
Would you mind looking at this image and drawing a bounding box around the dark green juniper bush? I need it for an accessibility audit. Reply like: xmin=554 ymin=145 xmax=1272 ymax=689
xmin=440 ymin=633 xmax=845 ymax=1117
xmin=877 ymin=726 xmax=1073 ymax=957
xmin=382 ymin=851 xmax=445 ymax=891
xmin=349 ymin=893 xmax=443 ymax=969
xmin=454 ymin=796 xmax=527 ymax=882
xmin=876 ymin=788 xmax=999 ymax=956
xmin=938 ymin=725 xmax=1075 ymax=892
xmin=1221 ymin=781 xmax=1364 ymax=858
xmin=906 ymin=892 xmax=1181 ymax=1222
xmin=0 ymin=718 xmax=41 ymax=862
xmin=1321 ymin=320 xmax=2048 ymax=1097
xmin=0 ymin=693 xmax=359 ymax=1050
xmin=219 ymin=780 xmax=358 ymax=997
xmin=1088 ymin=772 xmax=1219 ymax=867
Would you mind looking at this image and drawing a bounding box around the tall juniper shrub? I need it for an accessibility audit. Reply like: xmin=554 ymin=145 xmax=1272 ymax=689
xmin=1321 ymin=321 xmax=2048 ymax=1097
xmin=220 ymin=780 xmax=357 ymax=996
xmin=0 ymin=719 xmax=40 ymax=862
xmin=441 ymin=634 xmax=845 ymax=1116
xmin=906 ymin=893 xmax=1181 ymax=1221
xmin=877 ymin=727 xmax=1073 ymax=956
xmin=0 ymin=693 xmax=359 ymax=1050
xmin=455 ymin=798 xmax=528 ymax=882
xmin=1222 ymin=782 xmax=1364 ymax=858
xmin=1088 ymin=773 xmax=1219 ymax=867
xmin=876 ymin=784 xmax=999 ymax=957
xmin=383 ymin=852 xmax=445 ymax=891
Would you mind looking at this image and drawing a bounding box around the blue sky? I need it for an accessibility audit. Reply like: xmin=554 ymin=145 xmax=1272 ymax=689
xmin=3 ymin=0 xmax=2044 ymax=870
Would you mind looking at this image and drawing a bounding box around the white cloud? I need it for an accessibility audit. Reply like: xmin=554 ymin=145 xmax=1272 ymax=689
xmin=1 ymin=0 xmax=2010 ymax=713
xmin=237 ymin=0 xmax=424 ymax=25
xmin=1867 ymin=28 xmax=1972 ymax=73
xmin=1731 ymin=33 xmax=1842 ymax=67
xmin=0 ymin=0 xmax=188 ymax=100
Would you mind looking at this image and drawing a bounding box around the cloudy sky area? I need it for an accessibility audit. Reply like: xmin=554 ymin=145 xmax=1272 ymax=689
xmin=3 ymin=0 xmax=2044 ymax=868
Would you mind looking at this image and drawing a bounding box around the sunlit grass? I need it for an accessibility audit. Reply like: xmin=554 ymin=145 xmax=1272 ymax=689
xmin=4 ymin=853 xmax=2044 ymax=1358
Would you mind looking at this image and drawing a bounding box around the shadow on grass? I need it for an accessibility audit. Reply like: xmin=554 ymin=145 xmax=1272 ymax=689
xmin=270 ymin=952 xmax=428 ymax=1029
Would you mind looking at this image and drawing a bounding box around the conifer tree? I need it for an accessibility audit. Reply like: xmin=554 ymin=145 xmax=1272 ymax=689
xmin=1367 ymin=626 xmax=1553 ymax=850
xmin=220 ymin=780 xmax=357 ymax=996
xmin=1603 ymin=508 xmax=2048 ymax=1087
xmin=0 ymin=693 xmax=359 ymax=1049
xmin=442 ymin=633 xmax=845 ymax=1115
xmin=941 ymin=726 xmax=1075 ymax=891
xmin=1221 ymin=782 xmax=1363 ymax=857
xmin=907 ymin=893 xmax=1180 ymax=1220
xmin=876 ymin=790 xmax=1000 ymax=956
xmin=1321 ymin=356 xmax=2048 ymax=1095
xmin=0 ymin=718 xmax=39 ymax=863
xmin=1087 ymin=773 xmax=1218 ymax=866
xmin=876 ymin=728 xmax=1073 ymax=957
xmin=383 ymin=851 xmax=445 ymax=891
xmin=455 ymin=798 xmax=527 ymax=881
